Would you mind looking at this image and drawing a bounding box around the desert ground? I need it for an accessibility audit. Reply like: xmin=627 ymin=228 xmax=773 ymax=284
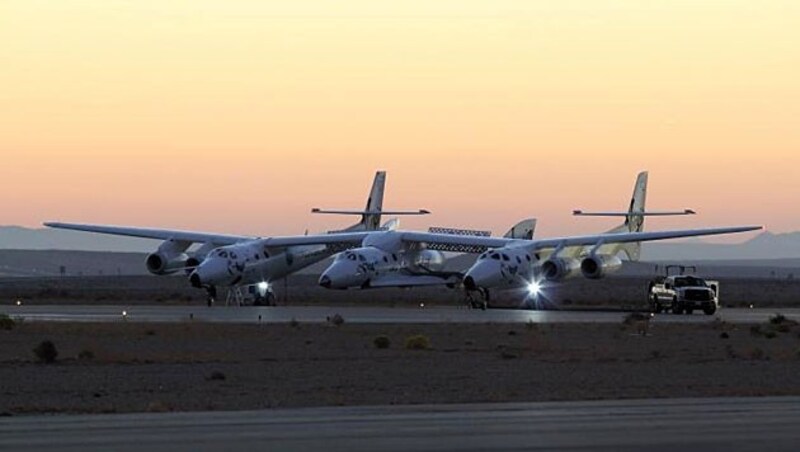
xmin=1 ymin=318 xmax=800 ymax=415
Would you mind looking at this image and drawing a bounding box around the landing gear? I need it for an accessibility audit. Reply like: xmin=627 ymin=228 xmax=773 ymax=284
xmin=205 ymin=286 xmax=218 ymax=307
xmin=225 ymin=287 xmax=246 ymax=306
xmin=465 ymin=288 xmax=490 ymax=310
xmin=522 ymin=293 xmax=540 ymax=310
xmin=253 ymin=290 xmax=276 ymax=306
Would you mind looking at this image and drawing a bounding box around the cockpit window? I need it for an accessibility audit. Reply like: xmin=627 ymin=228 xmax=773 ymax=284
xmin=348 ymin=254 xmax=357 ymax=261
xmin=358 ymin=255 xmax=366 ymax=262
xmin=220 ymin=251 xmax=229 ymax=258
xmin=502 ymin=254 xmax=510 ymax=261
xmin=491 ymin=253 xmax=500 ymax=260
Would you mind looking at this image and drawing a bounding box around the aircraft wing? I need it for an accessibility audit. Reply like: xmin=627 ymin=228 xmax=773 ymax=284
xmin=525 ymin=226 xmax=763 ymax=251
xmin=44 ymin=222 xmax=254 ymax=246
xmin=397 ymin=226 xmax=762 ymax=253
xmin=258 ymin=232 xmax=372 ymax=248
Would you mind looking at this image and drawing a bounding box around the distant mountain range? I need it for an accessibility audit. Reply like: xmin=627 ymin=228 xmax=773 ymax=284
xmin=0 ymin=226 xmax=159 ymax=253
xmin=1 ymin=226 xmax=800 ymax=261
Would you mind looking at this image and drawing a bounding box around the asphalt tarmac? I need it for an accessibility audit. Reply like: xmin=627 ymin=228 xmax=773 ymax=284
xmin=5 ymin=304 xmax=800 ymax=325
xmin=2 ymin=397 xmax=799 ymax=451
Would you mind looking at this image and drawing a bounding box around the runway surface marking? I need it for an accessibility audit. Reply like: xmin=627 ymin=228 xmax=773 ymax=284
xmin=1 ymin=397 xmax=799 ymax=451
xmin=4 ymin=305 xmax=800 ymax=325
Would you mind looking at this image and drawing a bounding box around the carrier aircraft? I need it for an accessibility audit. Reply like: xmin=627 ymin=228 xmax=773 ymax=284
xmin=281 ymin=172 xmax=761 ymax=309
xmin=45 ymin=171 xmax=429 ymax=305
xmin=47 ymin=171 xmax=761 ymax=308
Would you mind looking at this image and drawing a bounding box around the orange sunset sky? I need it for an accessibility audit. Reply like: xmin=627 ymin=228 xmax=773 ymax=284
xmin=1 ymin=1 xmax=797 ymax=239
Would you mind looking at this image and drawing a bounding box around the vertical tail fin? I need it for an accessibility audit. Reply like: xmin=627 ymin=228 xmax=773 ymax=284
xmin=619 ymin=171 xmax=648 ymax=260
xmin=504 ymin=219 xmax=537 ymax=240
xmin=625 ymin=171 xmax=649 ymax=233
xmin=361 ymin=171 xmax=387 ymax=230
xmin=312 ymin=171 xmax=429 ymax=232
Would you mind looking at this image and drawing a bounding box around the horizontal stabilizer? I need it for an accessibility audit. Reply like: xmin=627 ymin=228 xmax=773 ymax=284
xmin=312 ymin=209 xmax=430 ymax=216
xmin=573 ymin=209 xmax=696 ymax=217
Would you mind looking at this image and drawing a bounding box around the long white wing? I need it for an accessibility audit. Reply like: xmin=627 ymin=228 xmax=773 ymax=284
xmin=44 ymin=222 xmax=254 ymax=246
xmin=526 ymin=226 xmax=762 ymax=251
xmin=398 ymin=226 xmax=762 ymax=252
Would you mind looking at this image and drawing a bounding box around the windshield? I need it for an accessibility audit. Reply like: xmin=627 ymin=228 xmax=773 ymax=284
xmin=674 ymin=277 xmax=708 ymax=288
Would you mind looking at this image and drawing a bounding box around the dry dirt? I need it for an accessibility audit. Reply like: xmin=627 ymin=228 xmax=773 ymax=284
xmin=2 ymin=319 xmax=800 ymax=415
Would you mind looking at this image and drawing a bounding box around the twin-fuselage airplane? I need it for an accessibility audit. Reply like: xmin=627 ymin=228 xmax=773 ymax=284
xmin=46 ymin=171 xmax=762 ymax=308
xmin=46 ymin=172 xmax=429 ymax=304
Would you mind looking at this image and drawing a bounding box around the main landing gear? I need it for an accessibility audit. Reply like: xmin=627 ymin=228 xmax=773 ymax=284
xmin=465 ymin=288 xmax=490 ymax=310
xmin=252 ymin=290 xmax=276 ymax=306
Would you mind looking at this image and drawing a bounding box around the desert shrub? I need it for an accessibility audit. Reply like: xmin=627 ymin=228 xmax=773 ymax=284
xmin=750 ymin=325 xmax=763 ymax=337
xmin=329 ymin=314 xmax=345 ymax=326
xmin=289 ymin=318 xmax=300 ymax=328
xmin=770 ymin=314 xmax=788 ymax=325
xmin=764 ymin=330 xmax=778 ymax=339
xmin=208 ymin=371 xmax=226 ymax=381
xmin=623 ymin=312 xmax=651 ymax=326
xmin=501 ymin=350 xmax=519 ymax=360
xmin=33 ymin=340 xmax=58 ymax=364
xmin=373 ymin=335 xmax=391 ymax=349
xmin=0 ymin=313 xmax=15 ymax=331
xmin=720 ymin=332 xmax=730 ymax=339
xmin=405 ymin=335 xmax=431 ymax=350
xmin=77 ymin=350 xmax=95 ymax=361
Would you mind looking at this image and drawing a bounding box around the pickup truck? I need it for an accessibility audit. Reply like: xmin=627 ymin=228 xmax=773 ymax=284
xmin=648 ymin=275 xmax=719 ymax=315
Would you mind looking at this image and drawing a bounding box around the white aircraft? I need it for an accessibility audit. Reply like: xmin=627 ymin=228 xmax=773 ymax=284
xmin=318 ymin=220 xmax=536 ymax=290
xmin=45 ymin=171 xmax=429 ymax=305
xmin=269 ymin=172 xmax=761 ymax=308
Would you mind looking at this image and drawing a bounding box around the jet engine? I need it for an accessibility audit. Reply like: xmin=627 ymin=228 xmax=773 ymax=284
xmin=580 ymin=254 xmax=623 ymax=280
xmin=408 ymin=250 xmax=446 ymax=273
xmin=539 ymin=257 xmax=581 ymax=282
xmin=145 ymin=240 xmax=190 ymax=275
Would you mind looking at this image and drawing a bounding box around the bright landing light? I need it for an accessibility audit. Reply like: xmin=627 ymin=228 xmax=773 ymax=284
xmin=257 ymin=282 xmax=270 ymax=293
xmin=527 ymin=280 xmax=542 ymax=296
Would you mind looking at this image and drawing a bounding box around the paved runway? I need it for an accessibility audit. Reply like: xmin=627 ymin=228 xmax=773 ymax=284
xmin=2 ymin=397 xmax=799 ymax=451
xmin=4 ymin=304 xmax=800 ymax=325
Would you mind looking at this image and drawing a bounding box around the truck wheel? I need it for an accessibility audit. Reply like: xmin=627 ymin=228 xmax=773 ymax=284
xmin=650 ymin=295 xmax=662 ymax=314
xmin=672 ymin=298 xmax=683 ymax=315
xmin=703 ymin=305 xmax=717 ymax=316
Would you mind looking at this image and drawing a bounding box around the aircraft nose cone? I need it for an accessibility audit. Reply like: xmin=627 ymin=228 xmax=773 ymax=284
xmin=319 ymin=275 xmax=332 ymax=288
xmin=189 ymin=271 xmax=203 ymax=288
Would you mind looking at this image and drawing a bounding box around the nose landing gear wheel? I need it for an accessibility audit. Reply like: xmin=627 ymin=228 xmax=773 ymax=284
xmin=205 ymin=286 xmax=217 ymax=307
xmin=464 ymin=288 xmax=490 ymax=310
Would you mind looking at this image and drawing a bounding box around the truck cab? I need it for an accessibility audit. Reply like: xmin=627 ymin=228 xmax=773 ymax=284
xmin=648 ymin=271 xmax=719 ymax=315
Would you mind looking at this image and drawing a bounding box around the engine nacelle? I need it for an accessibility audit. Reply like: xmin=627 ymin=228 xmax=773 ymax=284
xmin=580 ymin=254 xmax=623 ymax=280
xmin=408 ymin=250 xmax=446 ymax=273
xmin=145 ymin=240 xmax=191 ymax=275
xmin=540 ymin=257 xmax=581 ymax=282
